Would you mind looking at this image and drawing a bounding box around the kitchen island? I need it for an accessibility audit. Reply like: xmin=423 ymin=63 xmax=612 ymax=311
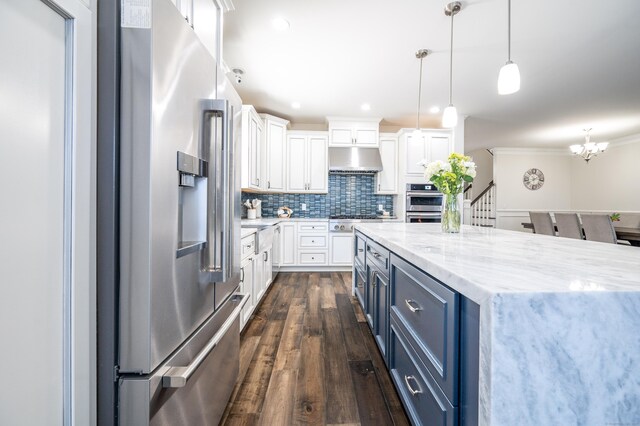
xmin=354 ymin=223 xmax=640 ymax=426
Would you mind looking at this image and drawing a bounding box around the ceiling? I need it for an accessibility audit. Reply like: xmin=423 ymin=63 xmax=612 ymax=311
xmin=223 ymin=0 xmax=640 ymax=151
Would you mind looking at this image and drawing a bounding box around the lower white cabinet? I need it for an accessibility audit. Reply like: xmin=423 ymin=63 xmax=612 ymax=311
xmin=329 ymin=234 xmax=354 ymax=266
xmin=280 ymin=222 xmax=297 ymax=265
xmin=240 ymin=256 xmax=255 ymax=329
xmin=297 ymin=221 xmax=328 ymax=266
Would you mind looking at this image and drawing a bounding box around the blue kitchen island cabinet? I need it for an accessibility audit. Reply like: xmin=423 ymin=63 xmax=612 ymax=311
xmin=354 ymin=223 xmax=640 ymax=426
xmin=354 ymin=230 xmax=479 ymax=426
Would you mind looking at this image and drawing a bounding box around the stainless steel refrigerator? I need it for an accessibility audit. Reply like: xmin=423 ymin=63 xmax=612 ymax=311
xmin=97 ymin=0 xmax=245 ymax=424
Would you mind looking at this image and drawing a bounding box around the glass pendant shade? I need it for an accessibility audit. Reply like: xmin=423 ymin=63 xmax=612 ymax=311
xmin=498 ymin=61 xmax=520 ymax=95
xmin=442 ymin=105 xmax=458 ymax=128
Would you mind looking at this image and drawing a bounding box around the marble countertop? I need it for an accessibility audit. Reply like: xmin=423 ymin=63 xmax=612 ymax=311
xmin=240 ymin=228 xmax=257 ymax=238
xmin=241 ymin=217 xmax=328 ymax=227
xmin=355 ymin=223 xmax=640 ymax=305
xmin=355 ymin=223 xmax=640 ymax=426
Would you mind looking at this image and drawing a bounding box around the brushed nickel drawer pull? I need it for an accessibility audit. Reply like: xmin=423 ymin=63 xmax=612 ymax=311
xmin=404 ymin=375 xmax=423 ymax=396
xmin=405 ymin=299 xmax=422 ymax=313
xmin=372 ymin=251 xmax=381 ymax=258
xmin=358 ymin=248 xmax=364 ymax=252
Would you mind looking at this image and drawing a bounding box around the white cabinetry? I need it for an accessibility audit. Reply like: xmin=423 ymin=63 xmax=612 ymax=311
xmin=377 ymin=134 xmax=398 ymax=194
xmin=241 ymin=106 xmax=264 ymax=190
xmin=240 ymin=233 xmax=257 ymax=330
xmin=297 ymin=222 xmax=328 ymax=266
xmin=260 ymin=114 xmax=289 ymax=192
xmin=329 ymin=234 xmax=354 ymax=266
xmin=327 ymin=117 xmax=382 ymax=147
xmin=192 ymin=0 xmax=222 ymax=61
xmin=286 ymin=131 xmax=328 ymax=193
xmin=240 ymin=255 xmax=255 ymax=329
xmin=280 ymin=222 xmax=297 ymax=265
xmin=405 ymin=132 xmax=452 ymax=177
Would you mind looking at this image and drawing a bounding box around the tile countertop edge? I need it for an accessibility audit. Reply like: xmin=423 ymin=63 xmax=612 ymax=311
xmin=355 ymin=223 xmax=640 ymax=426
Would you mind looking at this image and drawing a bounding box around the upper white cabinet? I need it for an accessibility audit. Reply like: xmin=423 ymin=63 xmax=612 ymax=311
xmin=405 ymin=131 xmax=452 ymax=177
xmin=286 ymin=131 xmax=328 ymax=193
xmin=377 ymin=134 xmax=398 ymax=194
xmin=327 ymin=117 xmax=381 ymax=147
xmin=240 ymin=106 xmax=264 ymax=190
xmin=192 ymin=0 xmax=223 ymax=61
xmin=259 ymin=114 xmax=289 ymax=192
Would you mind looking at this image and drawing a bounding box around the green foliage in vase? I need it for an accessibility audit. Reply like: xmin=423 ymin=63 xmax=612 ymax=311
xmin=420 ymin=152 xmax=477 ymax=195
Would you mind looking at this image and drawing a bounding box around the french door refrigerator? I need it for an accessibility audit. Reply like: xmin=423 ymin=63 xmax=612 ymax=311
xmin=97 ymin=0 xmax=245 ymax=424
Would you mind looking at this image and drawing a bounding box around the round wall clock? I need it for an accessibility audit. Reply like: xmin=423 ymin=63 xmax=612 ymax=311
xmin=523 ymin=168 xmax=544 ymax=190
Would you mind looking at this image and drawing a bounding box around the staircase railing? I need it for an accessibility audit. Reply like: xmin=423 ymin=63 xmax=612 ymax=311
xmin=463 ymin=183 xmax=473 ymax=201
xmin=470 ymin=181 xmax=495 ymax=227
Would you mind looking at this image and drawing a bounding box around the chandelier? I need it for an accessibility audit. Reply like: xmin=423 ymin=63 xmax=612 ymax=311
xmin=570 ymin=128 xmax=608 ymax=162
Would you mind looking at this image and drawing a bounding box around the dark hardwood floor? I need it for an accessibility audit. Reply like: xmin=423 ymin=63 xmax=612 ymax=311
xmin=220 ymin=272 xmax=410 ymax=426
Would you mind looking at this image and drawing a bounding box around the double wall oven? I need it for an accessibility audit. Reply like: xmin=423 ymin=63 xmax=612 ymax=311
xmin=405 ymin=183 xmax=443 ymax=223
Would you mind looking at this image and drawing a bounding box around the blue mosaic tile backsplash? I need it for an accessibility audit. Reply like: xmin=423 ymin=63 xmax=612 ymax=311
xmin=241 ymin=174 xmax=394 ymax=218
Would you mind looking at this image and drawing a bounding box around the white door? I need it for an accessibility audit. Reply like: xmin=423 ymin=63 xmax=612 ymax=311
xmin=354 ymin=126 xmax=378 ymax=146
xmin=287 ymin=135 xmax=307 ymax=191
xmin=281 ymin=223 xmax=297 ymax=265
xmin=249 ymin=115 xmax=261 ymax=188
xmin=329 ymin=126 xmax=353 ymax=146
xmin=240 ymin=256 xmax=255 ymax=328
xmin=264 ymin=248 xmax=273 ymax=287
xmin=266 ymin=121 xmax=286 ymax=191
xmin=377 ymin=137 xmax=397 ymax=193
xmin=330 ymin=234 xmax=355 ymax=266
xmin=430 ymin=136 xmax=451 ymax=163
xmin=308 ymin=136 xmax=328 ymax=192
xmin=0 ymin=0 xmax=93 ymax=424
xmin=405 ymin=133 xmax=427 ymax=175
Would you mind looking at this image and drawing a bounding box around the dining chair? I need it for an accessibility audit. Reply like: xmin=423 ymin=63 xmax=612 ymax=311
xmin=554 ymin=213 xmax=583 ymax=239
xmin=581 ymin=214 xmax=617 ymax=244
xmin=529 ymin=212 xmax=555 ymax=236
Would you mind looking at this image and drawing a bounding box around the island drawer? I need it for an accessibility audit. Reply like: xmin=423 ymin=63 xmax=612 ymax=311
xmin=353 ymin=260 xmax=366 ymax=311
xmin=355 ymin=231 xmax=366 ymax=266
xmin=390 ymin=253 xmax=459 ymax=405
xmin=390 ymin=316 xmax=457 ymax=426
xmin=366 ymin=239 xmax=389 ymax=277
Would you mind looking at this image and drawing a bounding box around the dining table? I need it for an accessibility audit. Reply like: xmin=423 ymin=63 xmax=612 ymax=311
xmin=521 ymin=222 xmax=640 ymax=246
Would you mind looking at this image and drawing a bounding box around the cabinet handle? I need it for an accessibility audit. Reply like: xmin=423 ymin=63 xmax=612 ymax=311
xmin=404 ymin=375 xmax=423 ymax=396
xmin=264 ymin=252 xmax=269 ymax=262
xmin=371 ymin=271 xmax=377 ymax=287
xmin=257 ymin=178 xmax=260 ymax=186
xmin=378 ymin=184 xmax=381 ymax=191
xmin=358 ymin=248 xmax=364 ymax=253
xmin=268 ymin=181 xmax=271 ymax=189
xmin=372 ymin=251 xmax=381 ymax=258
xmin=405 ymin=299 xmax=422 ymax=313
xmin=240 ymin=267 xmax=245 ymax=282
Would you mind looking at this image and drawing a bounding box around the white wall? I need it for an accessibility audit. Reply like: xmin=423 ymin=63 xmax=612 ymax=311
xmin=571 ymin=139 xmax=640 ymax=213
xmin=493 ymin=148 xmax=573 ymax=231
xmin=466 ymin=148 xmax=493 ymax=195
xmin=492 ymin=139 xmax=640 ymax=231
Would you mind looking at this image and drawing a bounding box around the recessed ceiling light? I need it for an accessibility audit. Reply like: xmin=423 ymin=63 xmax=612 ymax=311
xmin=429 ymin=106 xmax=440 ymax=113
xmin=272 ymin=17 xmax=290 ymax=31
xmin=291 ymin=101 xmax=301 ymax=109
xmin=361 ymin=103 xmax=371 ymax=111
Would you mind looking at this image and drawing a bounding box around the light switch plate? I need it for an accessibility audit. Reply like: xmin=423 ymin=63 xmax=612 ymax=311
xmin=301 ymin=203 xmax=307 ymax=211
xmin=378 ymin=204 xmax=384 ymax=211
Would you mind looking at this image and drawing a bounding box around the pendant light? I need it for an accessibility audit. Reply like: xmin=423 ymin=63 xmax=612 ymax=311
xmin=413 ymin=49 xmax=429 ymax=140
xmin=497 ymin=0 xmax=521 ymax=95
xmin=442 ymin=2 xmax=462 ymax=129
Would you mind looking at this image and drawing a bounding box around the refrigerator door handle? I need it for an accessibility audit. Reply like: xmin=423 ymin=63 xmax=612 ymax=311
xmin=162 ymin=292 xmax=249 ymax=388
xmin=201 ymin=98 xmax=233 ymax=283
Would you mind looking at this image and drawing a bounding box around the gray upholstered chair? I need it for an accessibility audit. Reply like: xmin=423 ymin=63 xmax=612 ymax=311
xmin=529 ymin=212 xmax=555 ymax=236
xmin=581 ymin=214 xmax=617 ymax=244
xmin=554 ymin=213 xmax=583 ymax=239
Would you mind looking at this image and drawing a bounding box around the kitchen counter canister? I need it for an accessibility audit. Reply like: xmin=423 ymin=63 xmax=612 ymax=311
xmin=355 ymin=223 xmax=640 ymax=426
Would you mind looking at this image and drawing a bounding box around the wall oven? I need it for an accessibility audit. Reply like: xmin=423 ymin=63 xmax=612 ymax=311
xmin=405 ymin=184 xmax=443 ymax=222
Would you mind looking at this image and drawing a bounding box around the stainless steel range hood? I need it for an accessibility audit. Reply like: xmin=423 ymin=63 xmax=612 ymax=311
xmin=328 ymin=147 xmax=383 ymax=173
